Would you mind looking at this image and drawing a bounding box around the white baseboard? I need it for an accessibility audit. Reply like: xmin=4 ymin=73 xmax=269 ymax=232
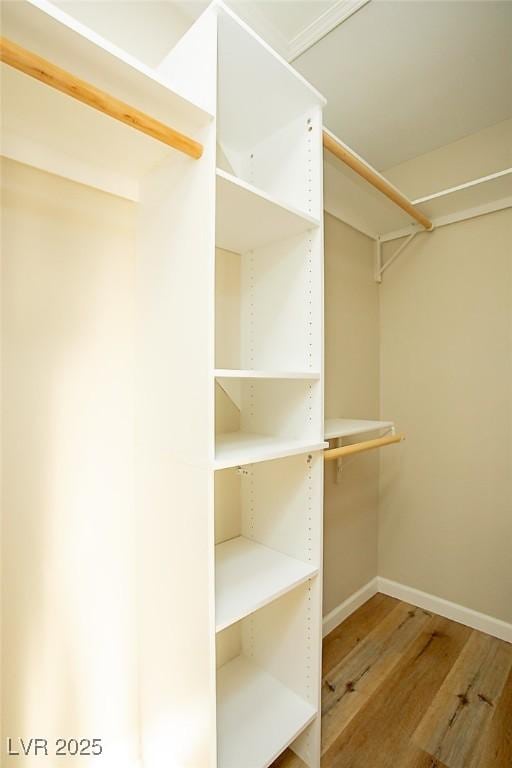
xmin=322 ymin=577 xmax=378 ymax=637
xmin=378 ymin=577 xmax=512 ymax=644
xmin=322 ymin=577 xmax=512 ymax=643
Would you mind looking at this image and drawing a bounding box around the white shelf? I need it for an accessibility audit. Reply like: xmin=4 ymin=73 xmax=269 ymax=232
xmin=215 ymin=537 xmax=318 ymax=632
xmin=217 ymin=655 xmax=316 ymax=768
xmin=215 ymin=432 xmax=327 ymax=470
xmin=412 ymin=169 xmax=512 ymax=223
xmin=215 ymin=369 xmax=320 ymax=380
xmin=216 ymin=169 xmax=320 ymax=253
xmin=1 ymin=0 xmax=209 ymax=201
xmin=324 ymin=419 xmax=394 ymax=441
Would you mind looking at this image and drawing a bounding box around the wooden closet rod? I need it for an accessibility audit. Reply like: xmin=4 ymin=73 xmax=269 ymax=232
xmin=324 ymin=433 xmax=404 ymax=461
xmin=322 ymin=130 xmax=433 ymax=231
xmin=0 ymin=37 xmax=203 ymax=160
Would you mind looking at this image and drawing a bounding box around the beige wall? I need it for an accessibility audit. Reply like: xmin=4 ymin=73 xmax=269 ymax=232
xmin=383 ymin=118 xmax=512 ymax=200
xmin=1 ymin=158 xmax=139 ymax=766
xmin=323 ymin=213 xmax=380 ymax=615
xmin=379 ymin=208 xmax=512 ymax=624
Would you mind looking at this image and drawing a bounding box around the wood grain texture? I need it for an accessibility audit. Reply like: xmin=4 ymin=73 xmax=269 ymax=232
xmin=0 ymin=36 xmax=203 ymax=159
xmin=474 ymin=665 xmax=512 ymax=768
xmin=322 ymin=594 xmax=399 ymax=676
xmin=271 ymin=596 xmax=512 ymax=768
xmin=323 ymin=615 xmax=472 ymax=768
xmin=322 ymin=601 xmax=433 ymax=752
xmin=413 ymin=632 xmax=512 ymax=768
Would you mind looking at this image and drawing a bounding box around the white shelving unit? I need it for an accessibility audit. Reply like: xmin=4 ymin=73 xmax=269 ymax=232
xmin=2 ymin=2 xmax=325 ymax=766
xmin=212 ymin=6 xmax=325 ymax=765
xmin=214 ymin=447 xmax=324 ymax=767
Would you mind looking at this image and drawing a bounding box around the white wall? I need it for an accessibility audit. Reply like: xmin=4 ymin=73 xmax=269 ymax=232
xmin=383 ymin=117 xmax=512 ymax=200
xmin=1 ymin=158 xmax=138 ymax=766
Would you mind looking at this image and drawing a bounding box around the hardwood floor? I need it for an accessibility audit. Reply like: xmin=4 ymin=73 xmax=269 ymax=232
xmin=271 ymin=594 xmax=512 ymax=768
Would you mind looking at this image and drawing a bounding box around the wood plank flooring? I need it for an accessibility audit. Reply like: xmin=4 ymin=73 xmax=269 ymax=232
xmin=271 ymin=595 xmax=512 ymax=768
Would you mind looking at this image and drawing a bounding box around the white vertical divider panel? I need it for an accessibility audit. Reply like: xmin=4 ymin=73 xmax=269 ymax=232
xmin=156 ymin=5 xmax=218 ymax=115
xmin=289 ymin=106 xmax=325 ymax=768
xmin=245 ymin=109 xmax=323 ymax=220
xmin=215 ymin=248 xmax=241 ymax=369
xmin=136 ymin=15 xmax=218 ymax=764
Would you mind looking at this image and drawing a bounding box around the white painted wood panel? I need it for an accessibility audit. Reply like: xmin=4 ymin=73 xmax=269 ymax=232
xmin=241 ymin=582 xmax=322 ymax=709
xmin=215 ymin=432 xmax=327 ymax=470
xmin=239 ymin=379 xmax=322 ymax=442
xmin=217 ymin=5 xmax=324 ymax=152
xmin=216 ymin=655 xmax=316 ymax=768
xmin=246 ymin=107 xmax=324 ymax=220
xmin=240 ymin=229 xmax=322 ymax=372
xmin=215 ymin=537 xmax=318 ymax=631
xmin=216 ymin=4 xmax=324 ymax=218
xmin=216 ymin=169 xmax=319 ymax=253
xmin=136 ymin=110 xmax=217 ymax=767
xmin=241 ymin=453 xmax=323 ymax=565
xmin=215 ymin=247 xmax=241 ymax=370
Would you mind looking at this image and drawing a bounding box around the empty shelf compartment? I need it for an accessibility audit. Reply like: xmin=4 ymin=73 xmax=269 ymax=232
xmin=217 ymin=655 xmax=316 ymax=768
xmin=216 ymin=170 xmax=319 ymax=253
xmin=215 ymin=536 xmax=318 ymax=631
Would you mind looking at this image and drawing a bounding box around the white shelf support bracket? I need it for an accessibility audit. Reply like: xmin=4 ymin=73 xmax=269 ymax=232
xmin=335 ymin=439 xmax=343 ymax=483
xmin=375 ymin=238 xmax=383 ymax=284
xmin=376 ymin=230 xmax=419 ymax=282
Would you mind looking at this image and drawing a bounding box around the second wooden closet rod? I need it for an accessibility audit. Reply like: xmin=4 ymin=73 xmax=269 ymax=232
xmin=324 ymin=433 xmax=404 ymax=461
xmin=0 ymin=36 xmax=203 ymax=160
xmin=323 ymin=129 xmax=433 ymax=231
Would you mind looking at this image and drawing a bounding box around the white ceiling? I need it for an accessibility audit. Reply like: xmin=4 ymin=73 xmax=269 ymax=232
xmin=251 ymin=1 xmax=334 ymax=41
xmin=202 ymin=0 xmax=512 ymax=171
xmin=294 ymin=0 xmax=512 ymax=169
